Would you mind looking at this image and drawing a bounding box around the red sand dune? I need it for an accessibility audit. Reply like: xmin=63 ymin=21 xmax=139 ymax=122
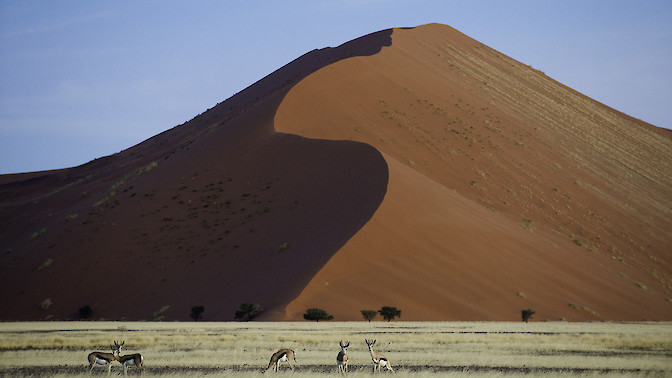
xmin=1 ymin=24 xmax=670 ymax=321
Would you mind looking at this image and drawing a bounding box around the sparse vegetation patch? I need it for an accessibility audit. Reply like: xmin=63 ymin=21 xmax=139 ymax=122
xmin=37 ymin=298 xmax=52 ymax=310
xmin=152 ymin=305 xmax=171 ymax=321
xmin=30 ymin=228 xmax=47 ymax=240
xmin=274 ymin=242 xmax=290 ymax=255
xmin=37 ymin=258 xmax=53 ymax=271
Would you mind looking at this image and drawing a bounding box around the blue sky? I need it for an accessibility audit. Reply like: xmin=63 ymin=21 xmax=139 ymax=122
xmin=1 ymin=1 xmax=670 ymax=174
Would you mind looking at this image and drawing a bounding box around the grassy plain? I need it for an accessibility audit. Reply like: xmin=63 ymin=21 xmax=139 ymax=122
xmin=0 ymin=321 xmax=670 ymax=377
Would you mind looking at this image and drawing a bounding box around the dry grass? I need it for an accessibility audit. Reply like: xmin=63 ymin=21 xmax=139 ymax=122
xmin=0 ymin=321 xmax=670 ymax=377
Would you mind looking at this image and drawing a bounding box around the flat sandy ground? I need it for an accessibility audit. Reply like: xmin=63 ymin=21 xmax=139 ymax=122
xmin=0 ymin=321 xmax=670 ymax=377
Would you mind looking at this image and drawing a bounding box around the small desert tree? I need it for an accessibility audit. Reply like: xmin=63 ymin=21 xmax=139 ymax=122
xmin=361 ymin=309 xmax=377 ymax=322
xmin=235 ymin=302 xmax=260 ymax=321
xmin=521 ymin=309 xmax=535 ymax=323
xmin=190 ymin=305 xmax=205 ymax=321
xmin=303 ymin=308 xmax=334 ymax=322
xmin=379 ymin=306 xmax=401 ymax=322
xmin=78 ymin=305 xmax=93 ymax=319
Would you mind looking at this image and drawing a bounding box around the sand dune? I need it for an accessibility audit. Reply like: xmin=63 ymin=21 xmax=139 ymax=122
xmin=277 ymin=24 xmax=672 ymax=320
xmin=1 ymin=24 xmax=670 ymax=321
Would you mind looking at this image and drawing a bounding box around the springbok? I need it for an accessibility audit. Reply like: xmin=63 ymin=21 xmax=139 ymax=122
xmin=265 ymin=348 xmax=296 ymax=373
xmin=87 ymin=342 xmax=120 ymax=375
xmin=365 ymin=339 xmax=394 ymax=373
xmin=337 ymin=340 xmax=350 ymax=374
xmin=115 ymin=341 xmax=144 ymax=376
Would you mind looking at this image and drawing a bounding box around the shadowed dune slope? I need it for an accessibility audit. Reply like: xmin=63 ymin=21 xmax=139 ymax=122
xmin=276 ymin=24 xmax=672 ymax=321
xmin=1 ymin=24 xmax=671 ymax=321
xmin=0 ymin=30 xmax=392 ymax=321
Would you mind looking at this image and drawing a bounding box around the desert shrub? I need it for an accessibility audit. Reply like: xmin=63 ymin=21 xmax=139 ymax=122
xmin=31 ymin=228 xmax=47 ymax=239
xmin=235 ymin=302 xmax=260 ymax=321
xmin=303 ymin=308 xmax=333 ymax=322
xmin=521 ymin=218 xmax=535 ymax=230
xmin=153 ymin=305 xmax=171 ymax=321
xmin=37 ymin=258 xmax=53 ymax=270
xmin=361 ymin=309 xmax=377 ymax=322
xmin=79 ymin=305 xmax=93 ymax=319
xmin=190 ymin=306 xmax=205 ymax=321
xmin=39 ymin=298 xmax=52 ymax=310
xmin=379 ymin=306 xmax=401 ymax=322
xmin=274 ymin=242 xmax=290 ymax=255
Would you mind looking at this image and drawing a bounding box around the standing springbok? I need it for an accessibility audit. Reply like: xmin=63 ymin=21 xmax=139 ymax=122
xmin=115 ymin=341 xmax=144 ymax=376
xmin=265 ymin=348 xmax=296 ymax=373
xmin=365 ymin=339 xmax=394 ymax=373
xmin=87 ymin=342 xmax=120 ymax=375
xmin=337 ymin=341 xmax=350 ymax=374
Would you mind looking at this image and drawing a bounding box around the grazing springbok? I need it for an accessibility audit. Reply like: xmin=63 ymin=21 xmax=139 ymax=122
xmin=365 ymin=339 xmax=394 ymax=373
xmin=337 ymin=340 xmax=350 ymax=374
xmin=87 ymin=342 xmax=120 ymax=375
xmin=115 ymin=341 xmax=144 ymax=376
xmin=265 ymin=348 xmax=296 ymax=373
